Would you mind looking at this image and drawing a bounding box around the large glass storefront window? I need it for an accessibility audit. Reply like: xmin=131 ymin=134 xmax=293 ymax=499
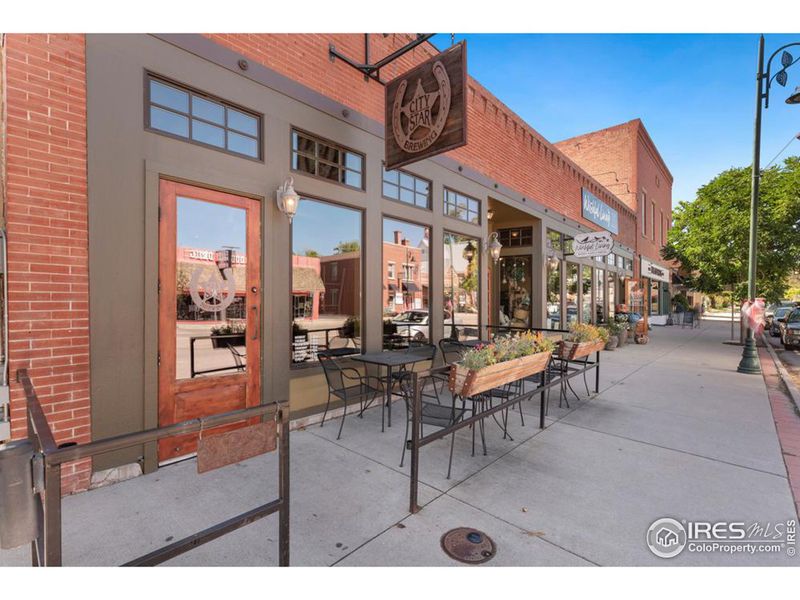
xmin=383 ymin=218 xmax=430 ymax=348
xmin=546 ymin=256 xmax=561 ymax=329
xmin=291 ymin=198 xmax=362 ymax=365
xmin=607 ymin=271 xmax=616 ymax=320
xmin=581 ymin=265 xmax=592 ymax=323
xmin=498 ymin=256 xmax=532 ymax=329
xmin=595 ymin=268 xmax=605 ymax=323
xmin=443 ymin=232 xmax=480 ymax=341
xmin=566 ymin=262 xmax=579 ymax=325
xmin=650 ymin=279 xmax=660 ymax=315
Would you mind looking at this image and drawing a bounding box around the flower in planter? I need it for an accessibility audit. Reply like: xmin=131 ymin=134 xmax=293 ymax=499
xmin=210 ymin=321 xmax=246 ymax=336
xmin=461 ymin=332 xmax=554 ymax=370
xmin=566 ymin=322 xmax=607 ymax=344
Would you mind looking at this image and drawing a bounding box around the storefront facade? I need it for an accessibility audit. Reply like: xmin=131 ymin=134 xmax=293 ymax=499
xmin=2 ymin=33 xmax=659 ymax=492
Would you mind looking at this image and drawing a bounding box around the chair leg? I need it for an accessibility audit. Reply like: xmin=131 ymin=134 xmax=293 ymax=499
xmin=400 ymin=413 xmax=410 ymax=468
xmin=337 ymin=397 xmax=348 ymax=440
xmin=479 ymin=416 xmax=487 ymax=456
xmin=321 ymin=392 xmax=332 ymax=428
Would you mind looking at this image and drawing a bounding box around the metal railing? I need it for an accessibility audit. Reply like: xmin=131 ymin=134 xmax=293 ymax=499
xmin=407 ymin=349 xmax=600 ymax=513
xmin=18 ymin=368 xmax=290 ymax=567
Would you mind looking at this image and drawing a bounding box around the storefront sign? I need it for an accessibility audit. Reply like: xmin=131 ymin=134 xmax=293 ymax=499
xmin=641 ymin=256 xmax=670 ymax=283
xmin=581 ymin=188 xmax=619 ymax=234
xmin=385 ymin=42 xmax=467 ymax=170
xmin=572 ymin=231 xmax=613 ymax=258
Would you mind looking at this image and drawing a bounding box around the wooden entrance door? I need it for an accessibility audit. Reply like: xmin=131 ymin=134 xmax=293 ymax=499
xmin=158 ymin=180 xmax=262 ymax=462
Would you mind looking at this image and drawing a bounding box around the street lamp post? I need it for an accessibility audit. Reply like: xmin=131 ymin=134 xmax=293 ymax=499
xmin=738 ymin=35 xmax=800 ymax=374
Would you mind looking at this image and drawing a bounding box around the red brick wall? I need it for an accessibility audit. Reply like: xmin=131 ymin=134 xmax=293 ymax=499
xmin=206 ymin=34 xmax=637 ymax=247
xmin=2 ymin=34 xmax=91 ymax=494
xmin=633 ymin=126 xmax=674 ymax=266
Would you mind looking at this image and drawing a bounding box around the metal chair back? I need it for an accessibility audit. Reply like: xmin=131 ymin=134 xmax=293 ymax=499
xmin=438 ymin=338 xmax=467 ymax=365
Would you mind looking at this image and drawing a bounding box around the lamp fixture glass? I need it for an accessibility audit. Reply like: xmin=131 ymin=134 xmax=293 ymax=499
xmin=462 ymin=240 xmax=476 ymax=263
xmin=276 ymin=176 xmax=300 ymax=222
xmin=786 ymin=86 xmax=800 ymax=104
xmin=487 ymin=231 xmax=502 ymax=263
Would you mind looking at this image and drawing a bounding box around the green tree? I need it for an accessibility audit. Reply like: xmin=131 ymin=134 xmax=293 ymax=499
xmin=334 ymin=240 xmax=361 ymax=253
xmin=662 ymin=156 xmax=800 ymax=304
xmin=304 ymin=249 xmax=320 ymax=257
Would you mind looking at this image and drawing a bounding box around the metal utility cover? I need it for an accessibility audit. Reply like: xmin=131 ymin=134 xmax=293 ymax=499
xmin=441 ymin=527 xmax=496 ymax=564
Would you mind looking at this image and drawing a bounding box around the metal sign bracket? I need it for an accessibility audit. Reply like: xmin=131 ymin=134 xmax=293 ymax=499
xmin=329 ymin=34 xmax=435 ymax=85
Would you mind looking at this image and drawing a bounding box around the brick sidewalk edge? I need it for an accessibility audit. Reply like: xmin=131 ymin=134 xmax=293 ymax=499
xmin=757 ymin=339 xmax=800 ymax=520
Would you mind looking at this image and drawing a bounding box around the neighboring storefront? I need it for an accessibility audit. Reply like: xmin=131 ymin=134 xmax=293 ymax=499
xmin=2 ymin=33 xmax=655 ymax=491
xmin=640 ymin=255 xmax=673 ymax=322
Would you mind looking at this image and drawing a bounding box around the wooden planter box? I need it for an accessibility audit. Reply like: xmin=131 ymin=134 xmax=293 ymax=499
xmin=448 ymin=351 xmax=552 ymax=398
xmin=558 ymin=339 xmax=605 ymax=360
xmin=211 ymin=334 xmax=246 ymax=349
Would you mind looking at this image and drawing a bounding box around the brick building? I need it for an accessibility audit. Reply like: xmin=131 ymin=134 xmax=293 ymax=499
xmin=0 ymin=33 xmax=669 ymax=493
xmin=556 ymin=119 xmax=674 ymax=319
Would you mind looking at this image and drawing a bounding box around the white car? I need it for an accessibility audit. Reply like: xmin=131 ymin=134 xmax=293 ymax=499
xmin=392 ymin=310 xmax=429 ymax=342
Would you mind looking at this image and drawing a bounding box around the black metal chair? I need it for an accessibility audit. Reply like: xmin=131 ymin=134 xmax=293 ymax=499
xmin=227 ymin=344 xmax=246 ymax=372
xmin=396 ymin=371 xmax=466 ymax=479
xmin=318 ymin=351 xmax=383 ymax=440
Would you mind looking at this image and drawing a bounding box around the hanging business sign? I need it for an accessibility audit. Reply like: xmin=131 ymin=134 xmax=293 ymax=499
xmin=385 ymin=41 xmax=467 ymax=171
xmin=572 ymin=231 xmax=614 ymax=258
xmin=641 ymin=256 xmax=670 ymax=283
xmin=581 ymin=188 xmax=619 ymax=234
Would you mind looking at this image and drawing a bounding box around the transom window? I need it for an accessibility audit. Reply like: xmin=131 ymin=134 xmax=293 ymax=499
xmin=146 ymin=75 xmax=261 ymax=159
xmin=444 ymin=188 xmax=480 ymax=225
xmin=291 ymin=129 xmax=364 ymax=189
xmin=498 ymin=227 xmax=533 ymax=247
xmin=382 ymin=167 xmax=431 ymax=209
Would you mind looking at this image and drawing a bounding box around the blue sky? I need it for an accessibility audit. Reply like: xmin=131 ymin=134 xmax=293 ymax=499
xmin=432 ymin=33 xmax=800 ymax=205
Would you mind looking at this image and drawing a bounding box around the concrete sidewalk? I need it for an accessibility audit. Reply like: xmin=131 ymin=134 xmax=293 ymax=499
xmin=2 ymin=320 xmax=798 ymax=566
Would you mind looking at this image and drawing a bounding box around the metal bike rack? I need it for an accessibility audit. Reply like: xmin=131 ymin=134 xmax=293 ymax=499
xmin=12 ymin=368 xmax=290 ymax=566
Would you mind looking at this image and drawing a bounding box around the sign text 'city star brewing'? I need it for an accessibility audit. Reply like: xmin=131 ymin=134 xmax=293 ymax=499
xmin=572 ymin=231 xmax=613 ymax=258
xmin=581 ymin=188 xmax=619 ymax=234
xmin=385 ymin=41 xmax=467 ymax=171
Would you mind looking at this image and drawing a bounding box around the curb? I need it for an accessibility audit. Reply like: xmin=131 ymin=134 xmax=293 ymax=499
xmin=761 ymin=333 xmax=800 ymax=413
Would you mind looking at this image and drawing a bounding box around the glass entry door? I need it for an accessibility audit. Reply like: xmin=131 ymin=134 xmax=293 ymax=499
xmin=158 ymin=180 xmax=262 ymax=463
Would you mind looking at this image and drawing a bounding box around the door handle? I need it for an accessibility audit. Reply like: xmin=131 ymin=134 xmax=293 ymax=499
xmin=251 ymin=305 xmax=259 ymax=340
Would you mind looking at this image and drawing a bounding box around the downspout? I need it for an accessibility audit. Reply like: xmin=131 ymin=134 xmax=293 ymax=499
xmin=0 ymin=34 xmax=10 ymax=440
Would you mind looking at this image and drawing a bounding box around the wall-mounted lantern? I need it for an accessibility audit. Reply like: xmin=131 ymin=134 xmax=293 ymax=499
xmin=276 ymin=176 xmax=300 ymax=223
xmin=487 ymin=232 xmax=502 ymax=263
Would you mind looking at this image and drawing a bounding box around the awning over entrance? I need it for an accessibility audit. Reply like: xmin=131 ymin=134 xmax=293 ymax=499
xmin=403 ymin=282 xmax=420 ymax=293
xmin=387 ymin=283 xmax=398 ymax=291
xmin=292 ymin=267 xmax=326 ymax=293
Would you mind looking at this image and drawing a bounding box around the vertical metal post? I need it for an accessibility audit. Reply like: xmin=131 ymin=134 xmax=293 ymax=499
xmin=43 ymin=463 xmax=62 ymax=566
xmin=277 ymin=406 xmax=290 ymax=567
xmin=190 ymin=337 xmax=196 ymax=378
xmin=738 ymin=35 xmax=765 ymax=374
xmin=539 ymin=365 xmax=547 ymax=429
xmin=409 ymin=371 xmax=421 ymax=513
xmin=595 ymin=350 xmax=600 ymax=394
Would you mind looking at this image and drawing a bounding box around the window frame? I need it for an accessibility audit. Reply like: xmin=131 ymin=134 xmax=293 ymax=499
xmin=443 ymin=187 xmax=481 ymax=225
xmin=144 ymin=72 xmax=263 ymax=161
xmin=498 ymin=226 xmax=534 ymax=248
xmin=381 ymin=165 xmax=432 ymax=210
xmin=290 ymin=127 xmax=366 ymax=191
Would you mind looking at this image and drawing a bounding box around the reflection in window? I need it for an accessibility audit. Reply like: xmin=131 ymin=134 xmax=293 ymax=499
xmin=581 ymin=265 xmax=592 ymax=324
xmin=566 ymin=263 xmax=579 ymax=325
xmin=383 ymin=218 xmax=430 ymax=349
xmin=546 ymin=229 xmax=563 ymax=252
xmin=498 ymin=256 xmax=532 ymax=330
xmin=291 ymin=130 xmax=364 ymax=189
xmin=650 ymin=279 xmax=660 ymax=315
xmin=546 ymin=256 xmax=561 ymax=330
xmin=595 ymin=268 xmax=605 ymax=324
xmin=175 ymin=197 xmax=247 ymax=380
xmin=607 ymin=272 xmax=616 ymax=320
xmin=444 ymin=232 xmax=480 ymax=341
xmin=444 ymin=188 xmax=480 ymax=225
xmin=291 ymin=198 xmax=362 ymax=365
xmin=498 ymin=227 xmax=533 ymax=247
xmin=147 ymin=75 xmax=261 ymax=158
xmin=382 ymin=167 xmax=431 ymax=209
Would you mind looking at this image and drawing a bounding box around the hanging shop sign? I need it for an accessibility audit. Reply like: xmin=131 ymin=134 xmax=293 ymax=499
xmin=385 ymin=41 xmax=467 ymax=171
xmin=640 ymin=256 xmax=670 ymax=283
xmin=581 ymin=188 xmax=619 ymax=234
xmin=572 ymin=231 xmax=613 ymax=258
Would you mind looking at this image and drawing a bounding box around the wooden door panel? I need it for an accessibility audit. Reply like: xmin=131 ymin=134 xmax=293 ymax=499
xmin=158 ymin=180 xmax=262 ymax=464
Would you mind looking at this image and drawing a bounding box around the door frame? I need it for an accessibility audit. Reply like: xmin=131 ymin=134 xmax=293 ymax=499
xmin=157 ymin=178 xmax=263 ymax=463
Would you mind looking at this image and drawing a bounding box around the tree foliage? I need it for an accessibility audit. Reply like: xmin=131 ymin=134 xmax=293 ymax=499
xmin=662 ymin=156 xmax=800 ymax=303
xmin=334 ymin=240 xmax=361 ymax=253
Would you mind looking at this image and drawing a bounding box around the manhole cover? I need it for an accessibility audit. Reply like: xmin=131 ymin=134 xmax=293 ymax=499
xmin=441 ymin=527 xmax=496 ymax=564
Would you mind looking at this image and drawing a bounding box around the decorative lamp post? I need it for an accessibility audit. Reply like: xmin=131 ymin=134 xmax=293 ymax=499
xmin=738 ymin=35 xmax=800 ymax=374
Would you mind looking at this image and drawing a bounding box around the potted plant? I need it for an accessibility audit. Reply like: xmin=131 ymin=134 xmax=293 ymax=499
xmin=558 ymin=323 xmax=607 ymax=360
xmin=449 ymin=332 xmax=555 ymax=398
xmin=602 ymin=321 xmax=622 ymax=351
xmin=210 ymin=321 xmax=246 ymax=348
xmin=339 ymin=316 xmax=360 ymax=339
xmin=615 ymin=314 xmax=629 ymax=345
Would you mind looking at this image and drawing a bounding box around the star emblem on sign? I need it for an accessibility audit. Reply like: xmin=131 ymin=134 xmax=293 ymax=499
xmin=400 ymin=79 xmax=441 ymax=136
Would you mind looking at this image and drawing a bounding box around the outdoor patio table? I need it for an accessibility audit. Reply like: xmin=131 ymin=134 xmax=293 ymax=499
xmin=351 ymin=350 xmax=434 ymax=432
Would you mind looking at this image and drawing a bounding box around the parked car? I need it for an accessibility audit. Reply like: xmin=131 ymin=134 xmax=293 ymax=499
xmin=392 ymin=310 xmax=429 ymax=342
xmin=780 ymin=309 xmax=800 ymax=349
xmin=770 ymin=306 xmax=794 ymax=337
xmin=766 ymin=300 xmax=797 ymax=326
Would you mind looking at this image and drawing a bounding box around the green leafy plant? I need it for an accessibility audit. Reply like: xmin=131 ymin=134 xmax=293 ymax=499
xmin=461 ymin=332 xmax=554 ymax=370
xmin=210 ymin=321 xmax=246 ymax=336
xmin=566 ymin=322 xmax=606 ymax=343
